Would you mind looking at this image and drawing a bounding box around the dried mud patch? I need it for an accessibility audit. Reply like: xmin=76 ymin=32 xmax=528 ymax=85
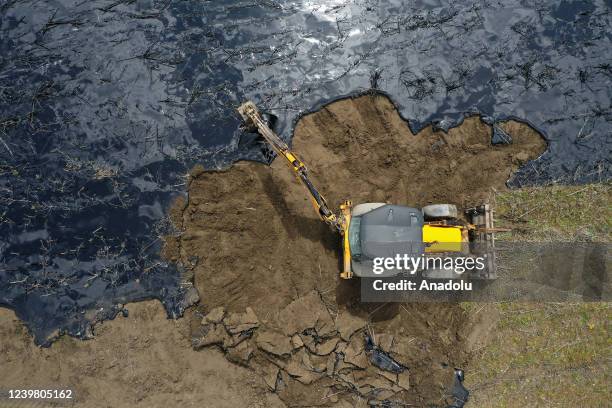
xmin=163 ymin=94 xmax=546 ymax=406
xmin=0 ymin=302 xmax=283 ymax=408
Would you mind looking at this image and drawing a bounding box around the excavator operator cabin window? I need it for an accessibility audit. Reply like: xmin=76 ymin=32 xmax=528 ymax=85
xmin=348 ymin=216 xmax=362 ymax=260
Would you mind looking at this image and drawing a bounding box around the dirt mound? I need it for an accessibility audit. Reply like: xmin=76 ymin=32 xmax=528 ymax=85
xmin=163 ymin=94 xmax=546 ymax=406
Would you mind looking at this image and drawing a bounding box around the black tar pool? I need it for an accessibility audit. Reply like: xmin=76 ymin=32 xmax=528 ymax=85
xmin=0 ymin=1 xmax=610 ymax=344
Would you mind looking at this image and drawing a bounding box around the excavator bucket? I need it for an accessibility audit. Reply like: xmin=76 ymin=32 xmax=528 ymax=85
xmin=237 ymin=101 xmax=259 ymax=132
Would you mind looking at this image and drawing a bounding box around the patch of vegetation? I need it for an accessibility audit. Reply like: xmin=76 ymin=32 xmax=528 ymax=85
xmin=494 ymin=183 xmax=611 ymax=242
xmin=466 ymin=302 xmax=610 ymax=408
xmin=464 ymin=183 xmax=611 ymax=407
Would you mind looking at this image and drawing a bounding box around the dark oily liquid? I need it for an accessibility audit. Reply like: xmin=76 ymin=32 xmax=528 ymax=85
xmin=0 ymin=1 xmax=609 ymax=344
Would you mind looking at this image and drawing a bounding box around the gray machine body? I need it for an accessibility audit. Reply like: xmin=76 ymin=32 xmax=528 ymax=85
xmin=349 ymin=204 xmax=425 ymax=277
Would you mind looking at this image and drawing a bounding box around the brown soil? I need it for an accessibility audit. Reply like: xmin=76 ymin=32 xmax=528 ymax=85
xmin=0 ymin=301 xmax=284 ymax=408
xmin=0 ymin=94 xmax=546 ymax=407
xmin=161 ymin=95 xmax=546 ymax=406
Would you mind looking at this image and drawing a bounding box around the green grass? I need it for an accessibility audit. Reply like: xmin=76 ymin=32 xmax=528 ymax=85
xmin=463 ymin=183 xmax=611 ymax=407
xmin=494 ymin=183 xmax=611 ymax=242
xmin=466 ymin=302 xmax=611 ymax=407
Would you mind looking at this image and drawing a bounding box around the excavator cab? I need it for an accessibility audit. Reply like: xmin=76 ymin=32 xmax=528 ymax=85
xmin=348 ymin=204 xmax=425 ymax=277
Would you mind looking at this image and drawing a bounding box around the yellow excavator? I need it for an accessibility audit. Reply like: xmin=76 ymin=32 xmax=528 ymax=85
xmin=237 ymin=101 xmax=496 ymax=280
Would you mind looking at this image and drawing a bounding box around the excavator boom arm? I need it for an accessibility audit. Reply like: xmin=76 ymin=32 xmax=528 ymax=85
xmin=237 ymin=101 xmax=353 ymax=279
xmin=238 ymin=101 xmax=340 ymax=230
